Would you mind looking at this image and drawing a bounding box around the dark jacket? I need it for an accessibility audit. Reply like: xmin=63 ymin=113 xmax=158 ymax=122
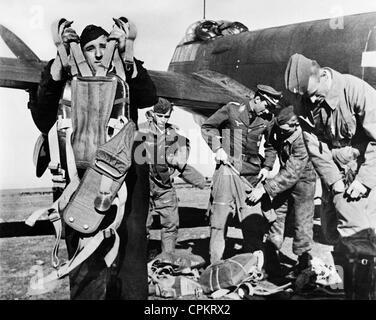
xmin=137 ymin=121 xmax=205 ymax=190
xmin=31 ymin=58 xmax=157 ymax=134
xmin=263 ymin=126 xmax=316 ymax=198
xmin=201 ymin=101 xmax=276 ymax=176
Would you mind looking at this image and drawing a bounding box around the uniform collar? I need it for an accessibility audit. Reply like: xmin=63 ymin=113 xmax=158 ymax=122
xmin=237 ymin=102 xmax=251 ymax=126
xmin=284 ymin=127 xmax=302 ymax=145
xmin=324 ymin=68 xmax=345 ymax=110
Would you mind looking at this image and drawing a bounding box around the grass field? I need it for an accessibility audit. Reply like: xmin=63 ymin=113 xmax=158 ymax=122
xmin=0 ymin=186 xmax=334 ymax=300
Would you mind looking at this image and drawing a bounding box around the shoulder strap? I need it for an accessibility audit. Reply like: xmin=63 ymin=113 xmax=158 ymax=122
xmin=119 ymin=18 xmax=137 ymax=70
xmin=51 ymin=19 xmax=70 ymax=69
xmin=69 ymin=42 xmax=92 ymax=77
xmin=51 ymin=18 xmax=92 ymax=77
xmin=95 ymin=39 xmax=123 ymax=78
xmin=95 ymin=17 xmax=137 ymax=80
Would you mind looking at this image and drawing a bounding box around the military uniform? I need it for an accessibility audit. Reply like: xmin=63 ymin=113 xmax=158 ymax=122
xmin=285 ymin=54 xmax=376 ymax=298
xmin=298 ymin=68 xmax=376 ymax=241
xmin=264 ymin=126 xmax=316 ymax=257
xmin=201 ymin=100 xmax=277 ymax=263
xmin=138 ymin=121 xmax=206 ymax=253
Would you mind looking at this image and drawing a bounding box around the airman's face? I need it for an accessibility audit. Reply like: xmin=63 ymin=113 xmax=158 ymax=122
xmin=82 ymin=35 xmax=107 ymax=73
xmin=307 ymin=71 xmax=329 ymax=104
xmin=251 ymin=96 xmax=269 ymax=116
xmin=153 ymin=111 xmax=172 ymax=129
xmin=278 ymin=115 xmax=299 ymax=136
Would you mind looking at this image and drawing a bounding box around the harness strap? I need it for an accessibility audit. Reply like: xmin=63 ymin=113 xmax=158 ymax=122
xmin=58 ymin=126 xmax=80 ymax=210
xmin=51 ymin=18 xmax=92 ymax=77
xmin=106 ymin=116 xmax=128 ymax=140
xmin=95 ymin=18 xmax=136 ymax=81
xmin=215 ymin=267 xmax=220 ymax=290
xmin=26 ymin=198 xmax=61 ymax=268
xmin=113 ymin=97 xmax=127 ymax=106
xmin=47 ymin=122 xmax=60 ymax=172
xmin=25 ymin=180 xmax=79 ymax=269
xmin=68 ymin=52 xmax=78 ymax=78
xmin=113 ymin=49 xmax=126 ymax=81
xmin=27 ymin=122 xmax=79 ymax=268
xmin=117 ymin=18 xmax=137 ymax=70
xmin=47 ymin=121 xmax=65 ymax=188
xmin=51 ymin=19 xmax=70 ymax=69
xmin=96 ymin=40 xmax=117 ymax=77
xmin=94 ymin=39 xmax=127 ymax=82
xmin=69 ymin=42 xmax=92 ymax=77
xmin=64 ymin=126 xmax=78 ymax=181
xmin=28 ymin=183 xmax=127 ymax=294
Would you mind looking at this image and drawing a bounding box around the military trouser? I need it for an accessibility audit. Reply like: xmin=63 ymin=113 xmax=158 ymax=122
xmin=65 ymin=159 xmax=150 ymax=300
xmin=267 ymin=177 xmax=316 ymax=256
xmin=146 ymin=183 xmax=179 ymax=253
xmin=209 ymin=166 xmax=267 ymax=264
xmin=321 ymin=186 xmax=376 ymax=240
xmin=320 ymin=181 xmax=341 ymax=245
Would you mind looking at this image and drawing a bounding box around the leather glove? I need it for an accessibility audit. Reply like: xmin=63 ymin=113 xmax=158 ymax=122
xmin=257 ymin=168 xmax=270 ymax=182
xmin=248 ymin=185 xmax=266 ymax=203
xmin=346 ymin=180 xmax=368 ymax=199
xmin=61 ymin=27 xmax=79 ymax=51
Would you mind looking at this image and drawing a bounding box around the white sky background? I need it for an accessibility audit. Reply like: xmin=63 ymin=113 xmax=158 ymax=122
xmin=0 ymin=0 xmax=376 ymax=189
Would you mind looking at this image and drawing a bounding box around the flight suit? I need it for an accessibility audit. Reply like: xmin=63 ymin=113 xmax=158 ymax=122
xmin=138 ymin=121 xmax=206 ymax=253
xmin=297 ymin=68 xmax=376 ymax=299
xmin=299 ymin=68 xmax=376 ymax=242
xmin=201 ymin=101 xmax=276 ymax=263
xmin=264 ymin=126 xmax=316 ymax=256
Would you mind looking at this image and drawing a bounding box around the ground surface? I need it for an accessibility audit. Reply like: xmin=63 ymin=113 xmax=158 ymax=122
xmin=0 ymin=186 xmax=335 ymax=300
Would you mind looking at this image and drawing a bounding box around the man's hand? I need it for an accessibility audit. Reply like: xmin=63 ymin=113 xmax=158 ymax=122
xmin=51 ymin=26 xmax=79 ymax=81
xmin=61 ymin=27 xmax=79 ymax=50
xmin=257 ymin=168 xmax=270 ymax=182
xmin=215 ymin=148 xmax=228 ymax=163
xmin=248 ymin=185 xmax=266 ymax=203
xmin=108 ymin=25 xmax=127 ymax=53
xmin=332 ymin=179 xmax=345 ymax=194
xmin=346 ymin=180 xmax=368 ymax=199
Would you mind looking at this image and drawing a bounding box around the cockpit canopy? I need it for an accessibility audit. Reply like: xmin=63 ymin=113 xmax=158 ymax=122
xmin=179 ymin=20 xmax=248 ymax=44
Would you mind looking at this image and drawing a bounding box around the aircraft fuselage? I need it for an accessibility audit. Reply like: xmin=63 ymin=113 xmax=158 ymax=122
xmin=169 ymin=12 xmax=376 ymax=95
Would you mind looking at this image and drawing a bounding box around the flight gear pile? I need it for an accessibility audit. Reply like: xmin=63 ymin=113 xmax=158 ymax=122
xmin=147 ymin=249 xmax=205 ymax=298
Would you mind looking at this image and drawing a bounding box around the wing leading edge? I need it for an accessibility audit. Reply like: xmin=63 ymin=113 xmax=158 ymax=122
xmin=149 ymin=69 xmax=252 ymax=118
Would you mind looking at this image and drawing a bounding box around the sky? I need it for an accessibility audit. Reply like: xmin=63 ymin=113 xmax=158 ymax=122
xmin=0 ymin=0 xmax=376 ymax=189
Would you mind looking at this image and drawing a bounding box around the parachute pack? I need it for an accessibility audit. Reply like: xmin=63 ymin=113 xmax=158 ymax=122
xmin=26 ymin=17 xmax=138 ymax=294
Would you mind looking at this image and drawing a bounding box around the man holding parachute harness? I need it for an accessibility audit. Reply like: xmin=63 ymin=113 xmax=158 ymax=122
xmin=27 ymin=17 xmax=157 ymax=299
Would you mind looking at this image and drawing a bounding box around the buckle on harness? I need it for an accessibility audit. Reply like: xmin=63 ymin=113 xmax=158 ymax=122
xmin=95 ymin=160 xmax=123 ymax=179
xmin=48 ymin=209 xmax=61 ymax=223
xmin=103 ymin=229 xmax=114 ymax=239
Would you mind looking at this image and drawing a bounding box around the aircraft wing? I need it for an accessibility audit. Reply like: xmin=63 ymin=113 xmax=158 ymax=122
xmin=0 ymin=57 xmax=44 ymax=90
xmin=0 ymin=24 xmax=45 ymax=91
xmin=149 ymin=69 xmax=251 ymax=118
